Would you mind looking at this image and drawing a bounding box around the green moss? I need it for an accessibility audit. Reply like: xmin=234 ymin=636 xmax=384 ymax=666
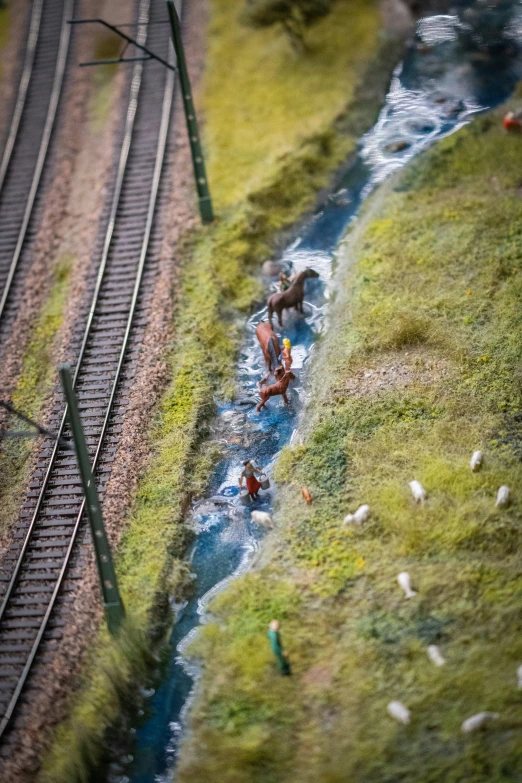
xmin=0 ymin=256 xmax=73 ymax=536
xmin=88 ymin=32 xmax=121 ymax=132
xmin=176 ymin=106 xmax=522 ymax=781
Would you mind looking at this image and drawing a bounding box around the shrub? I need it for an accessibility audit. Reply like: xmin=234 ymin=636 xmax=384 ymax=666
xmin=240 ymin=0 xmax=334 ymax=53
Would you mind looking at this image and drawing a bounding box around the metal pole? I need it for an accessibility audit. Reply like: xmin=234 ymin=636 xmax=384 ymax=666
xmin=166 ymin=0 xmax=214 ymax=224
xmin=59 ymin=364 xmax=125 ymax=635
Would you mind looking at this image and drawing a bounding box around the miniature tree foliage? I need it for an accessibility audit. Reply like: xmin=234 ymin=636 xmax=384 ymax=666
xmin=240 ymin=0 xmax=333 ymax=53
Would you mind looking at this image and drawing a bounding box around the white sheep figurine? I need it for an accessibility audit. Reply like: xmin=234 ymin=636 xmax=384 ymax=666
xmin=409 ymin=480 xmax=427 ymax=503
xmin=387 ymin=701 xmax=411 ymax=724
xmin=251 ymin=510 xmax=273 ymax=527
xmin=470 ymin=450 xmax=483 ymax=472
xmin=461 ymin=712 xmax=499 ymax=733
xmin=427 ymin=645 xmax=446 ymax=667
xmin=343 ymin=504 xmax=370 ymax=525
xmin=496 ymin=486 xmax=510 ymax=507
xmin=517 ymin=664 xmax=522 ymax=690
xmin=397 ymin=571 xmax=417 ymax=599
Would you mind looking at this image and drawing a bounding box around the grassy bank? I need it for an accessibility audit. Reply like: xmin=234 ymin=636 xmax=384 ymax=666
xmin=0 ymin=257 xmax=73 ymax=537
xmin=38 ymin=1 xmax=406 ymax=779
xmin=176 ymin=103 xmax=522 ymax=782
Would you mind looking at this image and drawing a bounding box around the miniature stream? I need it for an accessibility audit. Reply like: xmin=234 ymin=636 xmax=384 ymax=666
xmin=121 ymin=4 xmax=522 ymax=781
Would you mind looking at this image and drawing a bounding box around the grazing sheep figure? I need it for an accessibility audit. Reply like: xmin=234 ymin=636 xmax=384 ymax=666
xmin=461 ymin=712 xmax=499 ymax=733
xmin=267 ymin=267 xmax=320 ymax=326
xmin=343 ymin=504 xmax=370 ymax=525
xmin=251 ymin=510 xmax=273 ymax=527
xmin=517 ymin=664 xmax=522 ymax=690
xmin=398 ymin=571 xmax=417 ymax=598
xmin=409 ymin=480 xmax=427 ymax=503
xmin=496 ymin=485 xmax=510 ymax=507
xmin=387 ymin=701 xmax=411 ymax=724
xmin=470 ymin=450 xmax=483 ymax=472
xmin=427 ymin=645 xmax=446 ymax=667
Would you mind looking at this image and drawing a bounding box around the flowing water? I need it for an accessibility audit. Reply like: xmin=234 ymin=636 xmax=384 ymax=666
xmin=120 ymin=3 xmax=522 ymax=781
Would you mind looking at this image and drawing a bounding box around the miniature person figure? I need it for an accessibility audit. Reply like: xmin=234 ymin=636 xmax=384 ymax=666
xmin=268 ymin=620 xmax=291 ymax=675
xmin=280 ymin=337 xmax=292 ymax=371
xmin=279 ymin=272 xmax=292 ymax=291
xmin=504 ymin=110 xmax=522 ymax=131
xmin=239 ymin=459 xmax=263 ymax=500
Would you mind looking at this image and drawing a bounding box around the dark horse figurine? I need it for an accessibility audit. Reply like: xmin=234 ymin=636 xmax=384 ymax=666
xmin=267 ymin=267 xmax=320 ymax=326
xmin=257 ymin=368 xmax=296 ymax=412
xmin=255 ymin=321 xmax=282 ymax=385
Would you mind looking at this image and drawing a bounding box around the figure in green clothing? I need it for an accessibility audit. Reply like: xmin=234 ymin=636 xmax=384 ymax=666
xmin=268 ymin=619 xmax=291 ymax=676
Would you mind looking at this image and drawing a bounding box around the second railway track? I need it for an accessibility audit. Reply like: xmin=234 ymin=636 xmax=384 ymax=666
xmin=0 ymin=0 xmax=174 ymax=739
xmin=0 ymin=0 xmax=74 ymax=330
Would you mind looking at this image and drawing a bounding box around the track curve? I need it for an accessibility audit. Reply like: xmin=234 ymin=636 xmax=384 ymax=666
xmin=0 ymin=0 xmax=174 ymax=739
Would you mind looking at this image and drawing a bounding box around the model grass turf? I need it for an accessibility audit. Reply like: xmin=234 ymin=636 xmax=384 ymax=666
xmin=206 ymin=0 xmax=379 ymax=207
xmin=176 ymin=109 xmax=522 ymax=782
xmin=0 ymin=257 xmax=73 ymax=536
xmin=39 ymin=2 xmax=392 ymax=779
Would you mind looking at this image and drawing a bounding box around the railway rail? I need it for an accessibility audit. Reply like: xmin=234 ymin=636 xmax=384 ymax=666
xmin=0 ymin=0 xmax=175 ymax=739
xmin=0 ymin=0 xmax=74 ymax=329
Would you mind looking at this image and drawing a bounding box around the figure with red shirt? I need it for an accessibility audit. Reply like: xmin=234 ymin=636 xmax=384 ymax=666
xmin=503 ymin=110 xmax=522 ymax=131
xmin=239 ymin=460 xmax=263 ymax=501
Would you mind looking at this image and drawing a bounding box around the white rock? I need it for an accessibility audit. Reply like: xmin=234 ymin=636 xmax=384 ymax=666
xmin=427 ymin=645 xmax=446 ymax=667
xmin=387 ymin=701 xmax=411 ymax=724
xmin=409 ymin=480 xmax=427 ymax=503
xmin=496 ymin=486 xmax=510 ymax=507
xmin=461 ymin=712 xmax=499 ymax=733
xmin=397 ymin=571 xmax=417 ymax=599
xmin=262 ymin=260 xmax=283 ymax=276
xmin=470 ymin=450 xmax=483 ymax=472
xmin=343 ymin=504 xmax=370 ymax=525
xmin=251 ymin=510 xmax=273 ymax=527
xmin=517 ymin=664 xmax=522 ymax=689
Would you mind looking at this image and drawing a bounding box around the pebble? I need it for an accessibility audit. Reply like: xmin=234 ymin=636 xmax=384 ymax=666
xmin=517 ymin=664 xmax=522 ymax=689
xmin=384 ymin=140 xmax=411 ymax=154
xmin=262 ymin=260 xmax=283 ymax=276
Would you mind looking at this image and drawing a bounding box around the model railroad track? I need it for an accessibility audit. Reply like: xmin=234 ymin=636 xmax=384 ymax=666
xmin=0 ymin=0 xmax=174 ymax=738
xmin=0 ymin=0 xmax=74 ymax=330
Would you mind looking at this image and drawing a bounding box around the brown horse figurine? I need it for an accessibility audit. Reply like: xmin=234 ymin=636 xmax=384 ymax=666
xmin=268 ymin=267 xmax=320 ymax=327
xmin=257 ymin=368 xmax=296 ymax=412
xmin=256 ymin=321 xmax=282 ymax=385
